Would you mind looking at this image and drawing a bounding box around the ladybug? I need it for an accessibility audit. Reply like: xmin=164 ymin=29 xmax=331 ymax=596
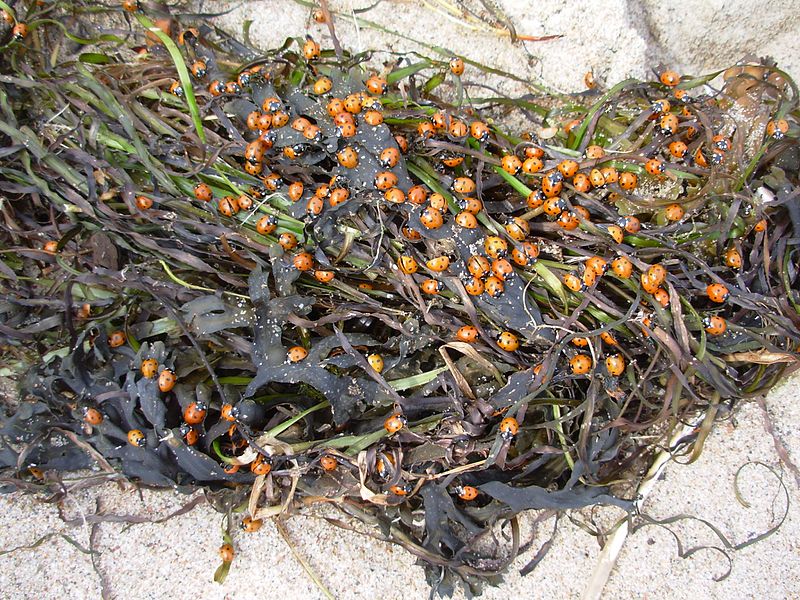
xmin=464 ymin=276 xmax=485 ymax=296
xmin=194 ymin=183 xmax=213 ymax=202
xmin=564 ymin=273 xmax=584 ymax=292
xmin=766 ymin=119 xmax=789 ymax=139
xmin=182 ymin=426 xmax=199 ymax=446
xmin=122 ymin=0 xmax=140 ymax=11
xmin=526 ymin=190 xmax=545 ymax=209
xmin=278 ymin=232 xmax=299 ymax=251
xmin=236 ymin=195 xmax=253 ymax=211
xmin=467 ymin=255 xmax=491 ymax=278
xmin=423 ymin=192 xmax=443 ymax=211
xmin=470 ymin=121 xmax=490 ymax=142
xmin=223 ymin=463 xmax=240 ymax=475
xmin=141 ymin=358 xmax=158 ymax=379
xmin=314 ymin=270 xmax=335 ymax=283
xmin=589 ymin=168 xmax=606 ymax=188
xmin=484 ymin=276 xmax=505 ymax=298
xmin=600 ymin=166 xmax=619 ymax=184
xmin=659 ymin=113 xmax=679 ymax=135
xmin=585 ymin=144 xmax=605 ymax=160
xmin=287 ymin=346 xmax=308 ymax=362
xmin=208 ymin=80 xmax=225 ymax=96
xmin=725 ymin=247 xmax=742 ymax=269
xmin=524 ymin=146 xmax=545 ymax=159
xmin=541 ymin=171 xmax=564 ymax=198
xmin=365 ymin=75 xmax=388 ymax=95
xmin=511 ymin=241 xmax=539 ymax=267
xmin=313 ymin=76 xmax=333 ymax=95
xmin=586 ymin=256 xmax=608 ymax=276
xmin=640 ymin=272 xmax=659 ymax=294
xmin=456 ymin=485 xmax=479 ymax=501
xmin=460 ymin=196 xmax=483 ymax=215
xmin=417 ymin=121 xmax=436 ymax=139
xmin=158 ymin=369 xmax=176 ymax=392
xmin=449 ymin=120 xmax=468 ymax=138
xmin=271 ymin=111 xmax=290 ymax=128
xmin=384 ymin=413 xmax=407 ymax=435
xmin=241 ymin=516 xmax=263 ymax=533
xmin=653 ymin=287 xmax=670 ymax=307
xmin=366 ymin=353 xmax=385 ymax=373
xmin=451 ymin=177 xmax=476 ymax=194
xmin=600 ymin=331 xmax=618 ymax=346
xmin=397 ymin=255 xmax=418 ymax=274
xmin=389 ymin=483 xmax=412 ymax=497
xmin=363 ymin=110 xmax=384 ymax=126
xmin=523 ymin=157 xmax=544 ymax=174
xmin=496 ymin=331 xmax=519 ymax=352
xmin=402 ymin=226 xmax=422 ymax=241
xmin=651 ymin=98 xmax=671 ymax=113
xmin=618 ymin=172 xmax=638 ymax=191
xmin=224 ymin=80 xmax=242 ymax=95
xmin=489 ymin=255 xmax=515 ymax=279
xmin=183 ymin=401 xmax=207 ymax=425
xmin=644 ymin=158 xmax=664 ymax=176
xmin=407 ymin=185 xmax=428 ymax=205
xmin=645 ymin=264 xmax=667 ymax=287
xmin=244 ymin=160 xmax=263 ymax=176
xmin=336 ymin=146 xmax=358 ymax=169
xmin=84 ymin=408 xmax=103 ymax=426
xmin=572 ymin=337 xmax=589 ymax=348
xmin=619 ymin=215 xmax=641 ymax=234
xmin=605 ymin=354 xmax=625 ymax=376
xmin=12 ymin=22 xmax=28 ymax=41
xmin=220 ymin=403 xmax=236 ymax=422
xmin=343 ymin=94 xmax=362 ymax=114
xmin=557 ymin=159 xmax=579 ymax=178
xmin=394 ymin=134 xmax=410 ymax=153
xmin=499 ymin=417 xmax=519 ymax=440
xmin=449 ymin=57 xmax=465 ymax=76
xmin=569 ymin=354 xmax=593 ymax=375
xmin=669 ymin=140 xmax=688 ymax=159
xmin=501 ymin=155 xmax=522 ymax=175
xmin=256 ymin=215 xmax=278 ymax=235
xmin=219 ymin=544 xmax=235 ymax=563
xmin=582 ymin=266 xmax=597 ymax=288
xmin=706 ymin=283 xmax=729 ymax=303
xmin=293 ymin=251 xmax=314 ymax=272
xmin=420 ymin=206 xmax=444 ymax=229
xmin=108 ymin=330 xmax=126 ymax=348
xmin=287 ymin=181 xmax=305 ymax=202
xmin=375 ymin=171 xmax=399 ymax=191
xmin=712 ymin=134 xmax=730 ymax=152
xmin=251 ymin=456 xmax=272 ymax=475
xmin=659 ymin=70 xmax=680 ymax=87
xmin=704 ymin=315 xmax=727 ymax=336
xmin=127 ymin=429 xmax=146 ymax=447
xmin=302 ymin=124 xmax=322 ymax=142
xmin=610 ymin=256 xmax=633 ymax=279
xmin=313 ymin=7 xmax=327 ymax=22
xmin=484 ymin=236 xmax=508 ymax=259
xmin=218 ymin=196 xmax=239 ymax=217
xmin=753 ymin=219 xmax=767 ymax=233
xmin=558 ymin=211 xmax=580 ymax=231
xmin=421 ymin=279 xmax=444 ymax=295
xmin=42 ymin=240 xmax=58 ymax=254
xmin=664 ymin=203 xmax=684 ymax=221
xmin=380 ymin=147 xmax=400 ymax=168
xmin=384 ymin=188 xmax=406 ymax=204
xmin=135 ymin=194 xmax=154 ymax=210
xmin=504 ymin=216 xmax=529 ymax=241
xmin=262 ymin=96 xmax=282 ymax=113
xmin=329 ymin=188 xmax=350 ymax=207
xmin=453 ymin=211 xmax=476 ymax=229
xmin=453 ymin=325 xmax=480 ymax=345
xmin=426 ymin=256 xmax=450 ymax=273
xmin=572 ymin=173 xmax=592 ymax=193
xmin=303 ymin=35 xmax=321 ymax=60
xmin=320 ymin=455 xmax=338 ymax=472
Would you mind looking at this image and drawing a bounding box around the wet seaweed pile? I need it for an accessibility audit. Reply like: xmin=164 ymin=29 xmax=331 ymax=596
xmin=1 ymin=1 xmax=799 ymax=595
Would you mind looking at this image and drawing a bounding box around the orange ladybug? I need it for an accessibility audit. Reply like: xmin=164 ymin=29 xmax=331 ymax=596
xmin=706 ymin=283 xmax=729 ymax=303
xmin=569 ymin=354 xmax=592 ymax=375
xmin=320 ymin=455 xmax=338 ymax=472
xmin=704 ymin=315 xmax=727 ymax=336
xmin=278 ymin=232 xmax=299 ymax=251
xmin=451 ymin=177 xmax=476 ymax=195
xmin=293 ymin=251 xmax=315 ymax=272
xmin=384 ymin=413 xmax=407 ymax=435
xmin=484 ymin=276 xmax=505 ymax=298
xmin=421 ymin=278 xmax=444 ymax=295
xmin=367 ymin=353 xmax=384 ymax=373
xmin=420 ymin=206 xmax=444 ymax=229
xmin=464 ymin=276 xmax=485 ymax=296
xmin=449 ymin=57 xmax=465 ymax=76
xmin=426 ymin=256 xmax=450 ymax=272
xmin=84 ymin=408 xmax=103 ymax=426
xmin=564 ymin=273 xmax=584 ymax=292
xmin=645 ymin=158 xmax=664 ymax=176
xmin=287 ymin=346 xmax=308 ymax=362
xmin=496 ymin=331 xmax=519 ymax=352
xmin=484 ymin=236 xmax=508 ymax=259
xmin=241 ymin=516 xmax=263 ymax=533
xmin=456 ymin=325 xmax=479 ymax=343
xmin=669 ymin=140 xmax=688 ymax=159
xmin=501 ymin=155 xmax=522 ymax=175
xmin=108 ymin=330 xmax=126 ymax=348
xmin=664 ymin=203 xmax=684 ymax=221
xmin=660 ymin=70 xmax=680 ymax=87
xmin=618 ymin=171 xmax=638 ymax=191
xmin=302 ymin=35 xmax=321 ymax=60
xmin=397 ymin=255 xmax=418 ymax=275
xmin=725 ymin=247 xmax=742 ymax=269
xmin=127 ymin=429 xmax=146 ymax=447
xmin=379 ymin=147 xmax=400 ymax=168
xmin=499 ymin=417 xmax=519 ymax=439
xmin=219 ymin=543 xmax=235 ymax=563
xmin=183 ymin=401 xmax=207 ymax=425
xmin=492 ymin=258 xmax=514 ymax=280
xmin=251 ymin=456 xmax=272 ymax=475
xmin=605 ymin=354 xmax=625 ymax=376
xmin=766 ymin=119 xmax=789 ymax=139
xmin=158 ymin=369 xmax=176 ymax=393
xmin=457 ymin=485 xmax=479 ymax=501
xmin=256 ymin=215 xmax=278 ymax=235
xmin=141 ymin=358 xmax=158 ymax=379
xmin=135 ymin=195 xmax=153 ymax=210
xmin=194 ymin=183 xmax=213 ymax=202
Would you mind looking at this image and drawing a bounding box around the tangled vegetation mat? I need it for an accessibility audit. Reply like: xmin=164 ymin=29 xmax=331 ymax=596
xmin=1 ymin=0 xmax=799 ymax=596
